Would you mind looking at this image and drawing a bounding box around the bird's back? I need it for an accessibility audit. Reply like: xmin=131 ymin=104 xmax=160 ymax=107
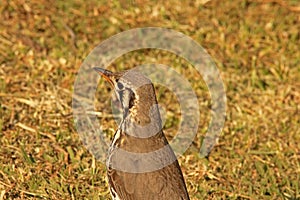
xmin=107 ymin=130 xmax=190 ymax=200
xmin=108 ymin=162 xmax=189 ymax=200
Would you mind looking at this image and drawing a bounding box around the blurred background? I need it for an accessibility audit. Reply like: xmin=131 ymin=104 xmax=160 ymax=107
xmin=0 ymin=0 xmax=299 ymax=199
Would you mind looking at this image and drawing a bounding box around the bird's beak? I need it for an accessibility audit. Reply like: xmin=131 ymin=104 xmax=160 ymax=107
xmin=93 ymin=67 xmax=114 ymax=85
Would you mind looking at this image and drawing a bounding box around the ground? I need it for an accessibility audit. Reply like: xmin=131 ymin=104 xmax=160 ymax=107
xmin=0 ymin=0 xmax=299 ymax=199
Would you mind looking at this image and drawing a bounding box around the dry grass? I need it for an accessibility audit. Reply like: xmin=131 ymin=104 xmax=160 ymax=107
xmin=0 ymin=0 xmax=299 ymax=199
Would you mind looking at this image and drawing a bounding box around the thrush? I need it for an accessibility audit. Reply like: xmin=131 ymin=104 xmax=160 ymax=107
xmin=94 ymin=67 xmax=190 ymax=200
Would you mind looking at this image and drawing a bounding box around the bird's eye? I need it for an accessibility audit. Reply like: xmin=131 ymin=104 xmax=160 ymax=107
xmin=117 ymin=82 xmax=124 ymax=90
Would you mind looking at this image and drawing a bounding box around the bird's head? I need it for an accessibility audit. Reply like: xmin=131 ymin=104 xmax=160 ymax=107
xmin=94 ymin=67 xmax=160 ymax=130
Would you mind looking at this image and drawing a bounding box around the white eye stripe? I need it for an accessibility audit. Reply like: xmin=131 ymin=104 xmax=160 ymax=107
xmin=116 ymin=87 xmax=133 ymax=105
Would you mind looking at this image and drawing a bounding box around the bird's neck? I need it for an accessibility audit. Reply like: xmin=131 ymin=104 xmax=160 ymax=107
xmin=120 ymin=99 xmax=163 ymax=138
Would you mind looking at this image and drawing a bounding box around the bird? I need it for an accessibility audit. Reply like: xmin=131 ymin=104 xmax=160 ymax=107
xmin=94 ymin=67 xmax=190 ymax=200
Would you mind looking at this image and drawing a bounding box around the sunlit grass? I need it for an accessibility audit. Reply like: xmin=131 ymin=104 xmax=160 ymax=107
xmin=0 ymin=0 xmax=299 ymax=199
